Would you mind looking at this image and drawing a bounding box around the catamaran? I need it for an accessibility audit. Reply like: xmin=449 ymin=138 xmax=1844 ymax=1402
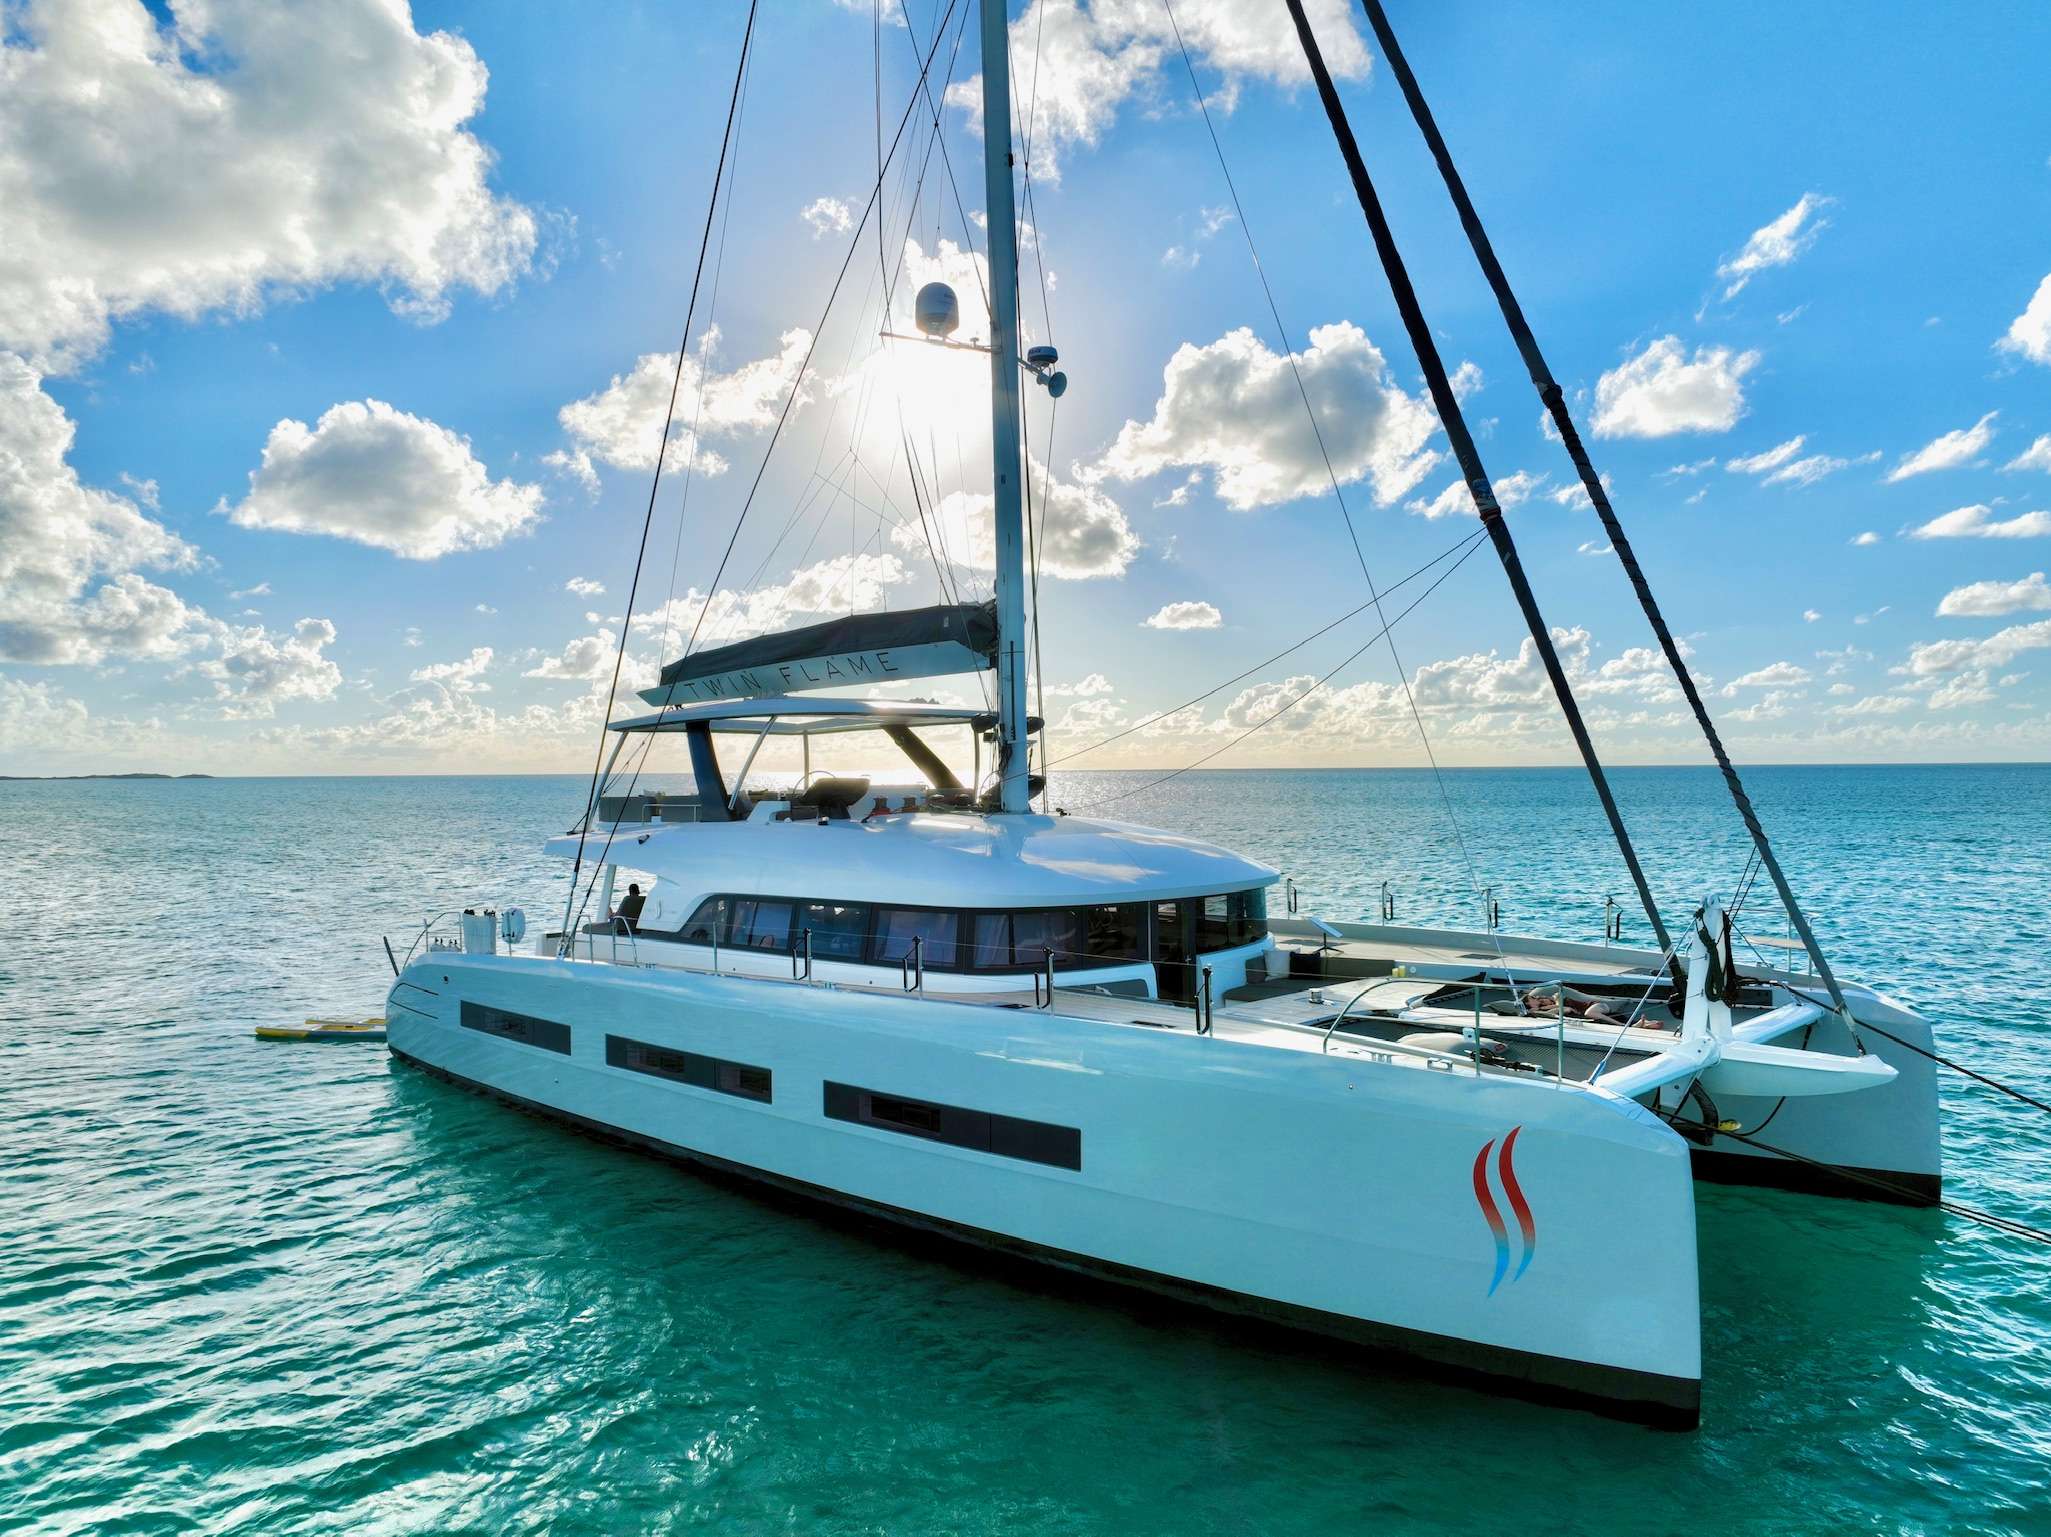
xmin=382 ymin=0 xmax=1940 ymax=1426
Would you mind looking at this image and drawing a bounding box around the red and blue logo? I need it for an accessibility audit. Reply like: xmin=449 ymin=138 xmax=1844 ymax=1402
xmin=1472 ymin=1125 xmax=1536 ymax=1296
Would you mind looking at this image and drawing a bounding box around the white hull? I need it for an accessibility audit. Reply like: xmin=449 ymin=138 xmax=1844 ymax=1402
xmin=388 ymin=951 xmax=1704 ymax=1424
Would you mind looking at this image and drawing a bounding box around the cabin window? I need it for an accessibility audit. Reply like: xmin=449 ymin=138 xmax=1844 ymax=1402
xmin=462 ymin=1002 xmax=571 ymax=1055
xmin=970 ymin=908 xmax=1085 ymax=970
xmin=1228 ymin=888 xmax=1269 ymax=945
xmin=823 ymin=1081 xmax=1082 ymax=1170
xmin=726 ymin=898 xmax=794 ymax=953
xmin=870 ymin=906 xmax=960 ymax=968
xmin=1195 ymin=893 xmax=1232 ymax=950
xmin=799 ymin=901 xmax=870 ymax=960
xmin=1082 ymin=904 xmax=1146 ymax=960
xmin=679 ymin=897 xmax=724 ymax=943
xmin=606 ymin=1035 xmax=772 ymax=1102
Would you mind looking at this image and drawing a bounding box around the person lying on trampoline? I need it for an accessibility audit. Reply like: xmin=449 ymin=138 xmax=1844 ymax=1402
xmin=1518 ymin=984 xmax=1642 ymax=1027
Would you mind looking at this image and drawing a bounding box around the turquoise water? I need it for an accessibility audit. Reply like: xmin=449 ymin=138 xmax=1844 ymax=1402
xmin=3 ymin=766 xmax=2048 ymax=1534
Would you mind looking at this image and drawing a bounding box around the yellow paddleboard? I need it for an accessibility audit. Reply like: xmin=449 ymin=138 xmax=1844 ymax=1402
xmin=255 ymin=1017 xmax=387 ymax=1043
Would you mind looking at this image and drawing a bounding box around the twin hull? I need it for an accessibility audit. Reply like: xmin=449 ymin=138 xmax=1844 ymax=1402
xmin=388 ymin=954 xmax=1703 ymax=1423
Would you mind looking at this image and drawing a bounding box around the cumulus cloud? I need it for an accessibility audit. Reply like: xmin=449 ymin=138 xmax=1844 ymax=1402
xmin=409 ymin=647 xmax=494 ymax=693
xmin=225 ymin=399 xmax=543 ymax=559
xmin=1937 ymin=572 xmax=2051 ymax=618
xmin=556 ymin=326 xmax=811 ymax=479
xmin=1724 ymin=661 xmax=1812 ymax=691
xmin=1900 ymin=618 xmax=2051 ymax=677
xmin=194 ymin=616 xmax=342 ymax=718
xmin=0 ymin=354 xmax=201 ymax=663
xmin=1998 ymin=273 xmax=2051 ymax=367
xmin=1715 ymin=193 xmax=1831 ymax=300
xmin=1406 ymin=468 xmax=1549 ymax=520
xmin=1591 ymin=337 xmax=1759 ymax=439
xmin=800 ymin=196 xmax=855 ymax=239
xmin=524 ymin=627 xmax=619 ymax=682
xmin=947 ymin=0 xmax=1370 ymax=181
xmin=1143 ymin=600 xmax=1223 ymax=630
xmin=900 ymin=460 xmax=1138 ymax=578
xmin=1908 ymin=504 xmax=2051 ymax=540
xmin=1851 ymin=531 xmax=1882 ymax=546
xmin=1100 ymin=322 xmax=1439 ymax=510
xmin=565 ymin=577 xmax=606 ymax=597
xmin=2005 ymin=435 xmax=2051 ymax=473
xmin=1886 ymin=412 xmax=1997 ymax=482
xmin=1724 ymin=434 xmax=1868 ymax=487
xmin=637 ymin=552 xmax=917 ymax=658
xmin=1726 ymin=437 xmax=1805 ymax=474
xmin=0 ymin=0 xmax=539 ymax=372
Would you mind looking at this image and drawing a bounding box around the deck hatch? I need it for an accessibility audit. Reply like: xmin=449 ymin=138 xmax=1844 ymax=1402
xmin=460 ymin=1001 xmax=571 ymax=1055
xmin=606 ymin=1035 xmax=773 ymax=1103
xmin=822 ymin=1081 xmax=1080 ymax=1170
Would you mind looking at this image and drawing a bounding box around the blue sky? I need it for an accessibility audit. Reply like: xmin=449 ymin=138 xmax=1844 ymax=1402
xmin=4 ymin=0 xmax=2051 ymax=777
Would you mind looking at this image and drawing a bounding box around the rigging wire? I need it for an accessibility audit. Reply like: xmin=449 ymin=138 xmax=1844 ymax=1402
xmin=1066 ymin=530 xmax=1490 ymax=809
xmin=1157 ymin=0 xmax=1519 ymax=969
xmin=561 ymin=0 xmax=758 ymax=946
xmin=678 ymin=0 xmax=966 ymax=666
xmin=1046 ymin=526 xmax=1486 ymax=770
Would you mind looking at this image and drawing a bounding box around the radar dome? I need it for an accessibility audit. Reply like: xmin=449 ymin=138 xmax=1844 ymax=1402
xmin=914 ymin=282 xmax=960 ymax=338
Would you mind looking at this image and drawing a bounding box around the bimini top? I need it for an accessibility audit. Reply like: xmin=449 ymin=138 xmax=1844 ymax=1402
xmin=607 ymin=696 xmax=991 ymax=737
xmin=640 ymin=601 xmax=997 ymax=709
xmin=545 ymin=809 xmax=1279 ymax=912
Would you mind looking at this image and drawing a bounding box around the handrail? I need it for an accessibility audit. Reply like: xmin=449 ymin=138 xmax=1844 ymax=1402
xmin=608 ymin=915 xmax=641 ymax=968
xmin=1034 ymin=949 xmax=1054 ymax=1008
xmin=1320 ymin=983 xmax=1383 ymax=1053
xmin=901 ymin=934 xmax=924 ymax=992
xmin=1198 ymin=966 xmax=1214 ymax=1036
xmin=1379 ymin=880 xmax=1396 ymax=922
xmin=404 ymin=910 xmax=463 ymax=970
xmin=793 ymin=928 xmax=813 ymax=981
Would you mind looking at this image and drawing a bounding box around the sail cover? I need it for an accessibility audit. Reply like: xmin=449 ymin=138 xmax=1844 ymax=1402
xmin=639 ymin=601 xmax=998 ymax=707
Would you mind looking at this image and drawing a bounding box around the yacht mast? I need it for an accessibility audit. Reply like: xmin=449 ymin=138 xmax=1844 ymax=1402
xmin=977 ymin=0 xmax=1032 ymax=815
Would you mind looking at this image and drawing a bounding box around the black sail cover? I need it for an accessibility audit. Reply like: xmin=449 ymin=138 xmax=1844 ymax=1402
xmin=640 ymin=600 xmax=998 ymax=707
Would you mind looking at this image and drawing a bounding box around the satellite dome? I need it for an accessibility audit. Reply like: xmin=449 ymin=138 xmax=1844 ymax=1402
xmin=914 ymin=282 xmax=960 ymax=338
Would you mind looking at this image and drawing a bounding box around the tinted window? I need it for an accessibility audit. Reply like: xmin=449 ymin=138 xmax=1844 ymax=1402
xmin=823 ymin=1081 xmax=1081 ymax=1170
xmin=679 ymin=897 xmax=723 ymax=942
xmin=462 ymin=1001 xmax=571 ymax=1055
xmin=727 ymin=898 xmax=794 ymax=952
xmin=1229 ymin=888 xmax=1269 ymax=945
xmin=606 ymin=1035 xmax=772 ymax=1103
xmin=969 ymin=909 xmax=1086 ymax=970
xmin=871 ymin=907 xmax=960 ymax=968
xmin=1195 ymin=893 xmax=1231 ymax=950
xmin=799 ymin=901 xmax=870 ymax=960
xmin=1083 ymin=904 xmax=1145 ymax=960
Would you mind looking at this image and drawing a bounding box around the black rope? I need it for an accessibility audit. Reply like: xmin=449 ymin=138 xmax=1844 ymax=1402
xmin=562 ymin=0 xmax=758 ymax=943
xmin=1281 ymin=0 xmax=1672 ymax=960
xmin=1856 ymin=1020 xmax=2051 ymax=1119
xmin=1348 ymin=0 xmax=1859 ymax=1008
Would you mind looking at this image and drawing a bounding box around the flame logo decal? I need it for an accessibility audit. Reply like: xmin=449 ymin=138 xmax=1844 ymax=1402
xmin=1472 ymin=1125 xmax=1536 ymax=1295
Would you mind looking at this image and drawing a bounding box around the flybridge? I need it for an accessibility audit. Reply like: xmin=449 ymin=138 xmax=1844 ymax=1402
xmin=639 ymin=601 xmax=998 ymax=709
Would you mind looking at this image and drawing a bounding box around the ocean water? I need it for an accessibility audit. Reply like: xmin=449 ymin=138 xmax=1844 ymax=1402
xmin=3 ymin=765 xmax=2048 ymax=1534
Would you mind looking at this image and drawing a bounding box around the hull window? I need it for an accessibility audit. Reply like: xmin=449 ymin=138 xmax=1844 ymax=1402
xmin=823 ymin=1081 xmax=1081 ymax=1171
xmin=461 ymin=1002 xmax=572 ymax=1055
xmin=606 ymin=1035 xmax=773 ymax=1103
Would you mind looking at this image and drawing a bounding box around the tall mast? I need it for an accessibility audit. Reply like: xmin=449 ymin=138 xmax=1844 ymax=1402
xmin=1283 ymin=0 xmax=1672 ymax=956
xmin=1349 ymin=0 xmax=1849 ymax=1015
xmin=978 ymin=0 xmax=1032 ymax=814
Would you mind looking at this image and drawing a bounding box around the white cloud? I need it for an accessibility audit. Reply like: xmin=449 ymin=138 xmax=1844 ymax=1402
xmin=904 ymin=459 xmax=1139 ymax=579
xmin=1143 ymin=600 xmax=1223 ymax=630
xmin=800 ymin=197 xmax=855 ymax=239
xmin=1724 ymin=661 xmax=1812 ymax=691
xmin=2005 ymin=435 xmax=2051 ymax=473
xmin=0 ymin=0 xmax=538 ymax=373
xmin=409 ymin=646 xmax=494 ymax=694
xmin=1407 ymin=481 xmax=1472 ymax=521
xmin=524 ymin=627 xmax=618 ymax=681
xmin=1726 ymin=437 xmax=1805 ymax=474
xmin=1908 ymin=504 xmax=2051 ymax=540
xmin=637 ymin=552 xmax=917 ymax=657
xmin=1886 ymin=412 xmax=1997 ymax=482
xmin=1937 ymin=572 xmax=2051 ymax=618
xmin=1901 ymin=618 xmax=2051 ymax=677
xmin=1100 ymin=322 xmax=1440 ymax=510
xmin=1591 ymin=337 xmax=1759 ymax=439
xmin=1765 ymin=451 xmax=1866 ymax=487
xmin=225 ymin=399 xmax=542 ymax=559
xmin=1928 ymin=670 xmax=1996 ymax=710
xmin=1803 ymin=609 xmax=1822 ymax=623
xmin=194 ymin=616 xmax=342 ymax=718
xmin=946 ymin=0 xmax=1371 ymax=182
xmin=565 ymin=577 xmax=606 ymax=597
xmin=1044 ymin=672 xmax=1114 ymax=698
xmin=475 ymin=603 xmax=497 ymax=615
xmin=228 ymin=582 xmax=271 ymax=600
xmin=1449 ymin=361 xmax=1485 ymax=401
xmin=1161 ymin=245 xmax=1200 ymax=272
xmin=0 ymin=354 xmax=201 ymax=663
xmin=1833 ymin=693 xmax=1912 ymax=717
xmin=556 ymin=326 xmax=811 ymax=478
xmin=1852 ymin=531 xmax=1881 ymax=546
xmin=1715 ymin=193 xmax=1831 ymax=300
xmin=1577 ymin=540 xmax=1614 ymax=557
xmin=1997 ymin=273 xmax=2051 ymax=367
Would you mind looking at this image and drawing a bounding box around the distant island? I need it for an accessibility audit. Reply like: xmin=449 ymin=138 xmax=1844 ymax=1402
xmin=0 ymin=772 xmax=217 ymax=781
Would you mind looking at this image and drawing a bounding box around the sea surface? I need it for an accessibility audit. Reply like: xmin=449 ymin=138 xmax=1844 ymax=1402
xmin=3 ymin=765 xmax=2049 ymax=1535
